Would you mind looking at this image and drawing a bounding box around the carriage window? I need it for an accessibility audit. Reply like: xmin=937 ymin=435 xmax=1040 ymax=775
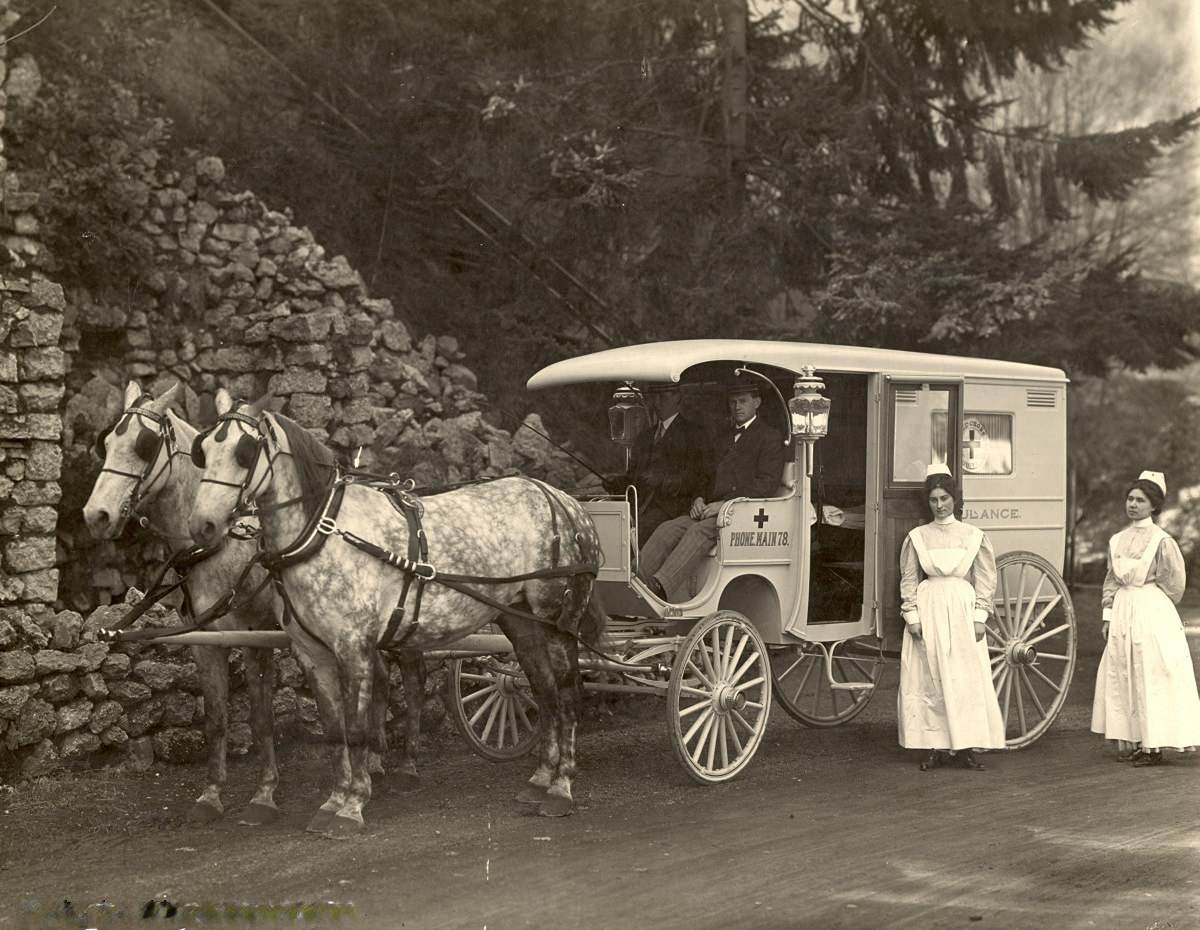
xmin=933 ymin=412 xmax=1013 ymax=476
xmin=890 ymin=387 xmax=951 ymax=482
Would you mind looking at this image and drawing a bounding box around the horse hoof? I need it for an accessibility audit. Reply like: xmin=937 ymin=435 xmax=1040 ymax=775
xmin=538 ymin=795 xmax=574 ymax=818
xmin=186 ymin=801 xmax=223 ymax=825
xmin=328 ymin=814 xmax=364 ymax=837
xmin=238 ymin=802 xmax=280 ymax=826
xmin=515 ymin=784 xmax=549 ymax=805
xmin=395 ymin=770 xmax=421 ymax=791
xmin=305 ymin=810 xmax=337 ymax=834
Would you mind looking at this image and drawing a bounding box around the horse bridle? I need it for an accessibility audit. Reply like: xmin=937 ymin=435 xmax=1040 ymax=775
xmin=192 ymin=409 xmax=279 ymax=515
xmin=94 ymin=399 xmax=184 ymax=523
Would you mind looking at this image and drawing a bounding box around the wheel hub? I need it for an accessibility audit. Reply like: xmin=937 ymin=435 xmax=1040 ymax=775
xmin=713 ymin=683 xmax=746 ymax=714
xmin=1007 ymin=642 xmax=1038 ymax=666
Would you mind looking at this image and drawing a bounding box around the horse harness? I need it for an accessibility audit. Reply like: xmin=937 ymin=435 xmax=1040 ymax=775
xmin=255 ymin=471 xmax=600 ymax=651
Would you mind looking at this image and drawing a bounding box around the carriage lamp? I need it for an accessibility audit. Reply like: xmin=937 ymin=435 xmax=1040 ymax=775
xmin=608 ymin=382 xmax=648 ymax=445
xmin=789 ymin=367 xmax=831 ymax=441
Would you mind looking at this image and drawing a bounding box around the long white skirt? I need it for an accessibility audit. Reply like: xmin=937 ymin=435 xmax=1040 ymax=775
xmin=1091 ymin=584 xmax=1200 ymax=751
xmin=897 ymin=576 xmax=1006 ymax=750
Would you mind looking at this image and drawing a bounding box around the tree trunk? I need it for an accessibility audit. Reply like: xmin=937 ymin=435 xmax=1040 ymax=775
xmin=719 ymin=0 xmax=748 ymax=208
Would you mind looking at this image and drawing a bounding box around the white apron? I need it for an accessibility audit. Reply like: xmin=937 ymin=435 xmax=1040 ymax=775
xmin=898 ymin=526 xmax=1006 ymax=750
xmin=1091 ymin=526 xmax=1200 ymax=751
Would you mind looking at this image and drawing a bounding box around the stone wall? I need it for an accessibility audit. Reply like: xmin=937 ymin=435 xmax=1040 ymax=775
xmin=0 ymin=0 xmax=66 ymax=614
xmin=0 ymin=6 xmax=599 ymax=779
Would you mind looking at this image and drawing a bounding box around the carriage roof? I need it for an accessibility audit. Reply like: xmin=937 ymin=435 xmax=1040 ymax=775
xmin=526 ymin=339 xmax=1068 ymax=389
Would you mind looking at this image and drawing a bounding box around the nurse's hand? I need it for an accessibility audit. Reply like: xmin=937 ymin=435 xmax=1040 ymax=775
xmin=908 ymin=623 xmax=922 ymax=642
xmin=1101 ymin=620 xmax=1110 ymax=641
xmin=974 ymin=621 xmax=986 ymax=642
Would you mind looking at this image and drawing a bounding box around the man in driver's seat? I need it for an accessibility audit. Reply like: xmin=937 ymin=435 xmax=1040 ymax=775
xmin=638 ymin=379 xmax=785 ymax=602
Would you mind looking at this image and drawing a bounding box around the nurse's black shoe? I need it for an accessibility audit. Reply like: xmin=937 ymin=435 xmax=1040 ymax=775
xmin=919 ymin=750 xmax=944 ymax=771
xmin=958 ymin=750 xmax=985 ymax=771
xmin=1132 ymin=749 xmax=1164 ymax=767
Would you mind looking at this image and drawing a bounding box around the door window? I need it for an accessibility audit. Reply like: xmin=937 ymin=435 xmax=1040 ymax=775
xmin=889 ymin=385 xmax=954 ymax=483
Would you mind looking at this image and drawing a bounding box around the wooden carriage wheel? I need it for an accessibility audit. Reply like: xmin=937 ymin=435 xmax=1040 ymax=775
xmin=769 ymin=637 xmax=882 ymax=728
xmin=990 ymin=551 xmax=1077 ymax=749
xmin=667 ymin=611 xmax=771 ymax=785
xmin=445 ymin=657 xmax=539 ymax=762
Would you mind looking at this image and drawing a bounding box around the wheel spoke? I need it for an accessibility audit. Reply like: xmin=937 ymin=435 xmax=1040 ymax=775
xmin=1025 ymin=623 xmax=1071 ymax=647
xmin=733 ymin=675 xmax=766 ymax=694
xmin=717 ymin=717 xmax=730 ymax=770
xmin=1016 ymin=574 xmax=1048 ymax=637
xmin=705 ymin=716 xmax=719 ymax=771
xmin=678 ymin=698 xmax=709 ymax=719
xmin=683 ymin=706 xmax=714 ymax=745
xmin=1035 ymin=651 xmax=1071 ymax=661
xmin=461 ymin=683 xmax=498 ymax=706
xmin=985 ymin=625 xmax=1006 ymax=646
xmin=721 ymin=625 xmax=737 ymax=678
xmin=515 ymin=698 xmax=534 ymax=733
xmin=698 ymin=639 xmax=719 ymax=685
xmin=1014 ymin=666 xmax=1028 ymax=735
xmin=1018 ymin=667 xmax=1047 ymax=720
xmin=727 ymin=713 xmax=744 ymax=754
xmin=460 ymin=671 xmax=502 ymax=685
xmin=690 ymin=715 xmax=716 ymax=764
xmin=496 ymin=697 xmax=509 ymax=749
xmin=725 ymin=632 xmax=750 ymax=683
xmin=1000 ymin=666 xmax=1014 ymax=726
xmin=729 ymin=652 xmax=762 ymax=687
xmin=996 ymin=570 xmax=1014 ymax=636
xmin=467 ymin=690 xmax=500 ymax=727
xmin=480 ymin=690 xmax=503 ymax=740
xmin=1018 ymin=594 xmax=1064 ymax=641
xmin=731 ymin=708 xmax=756 ymax=734
xmin=1027 ymin=662 xmax=1064 ymax=693
xmin=679 ymin=684 xmax=714 ymax=699
xmin=686 ymin=658 xmax=714 ymax=690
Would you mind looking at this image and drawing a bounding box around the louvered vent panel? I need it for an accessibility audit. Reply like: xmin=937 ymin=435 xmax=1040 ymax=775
xmin=1026 ymin=388 xmax=1057 ymax=408
xmin=895 ymin=389 xmax=919 ymax=405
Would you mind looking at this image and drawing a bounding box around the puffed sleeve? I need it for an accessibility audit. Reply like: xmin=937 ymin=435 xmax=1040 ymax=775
xmin=970 ymin=532 xmax=997 ymax=623
xmin=899 ymin=532 xmax=921 ymax=626
xmin=1100 ymin=543 xmax=1118 ymax=621
xmin=1150 ymin=534 xmax=1187 ymax=605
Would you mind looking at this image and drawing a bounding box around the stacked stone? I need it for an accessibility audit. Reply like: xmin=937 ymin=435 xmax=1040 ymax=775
xmin=0 ymin=0 xmax=66 ymax=612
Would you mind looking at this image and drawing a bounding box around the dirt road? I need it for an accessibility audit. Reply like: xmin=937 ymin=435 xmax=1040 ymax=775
xmin=2 ymin=593 xmax=1198 ymax=930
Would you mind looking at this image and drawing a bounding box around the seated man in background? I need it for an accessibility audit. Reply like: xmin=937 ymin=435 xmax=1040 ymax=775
xmin=608 ymin=383 xmax=709 ymax=546
xmin=638 ymin=379 xmax=785 ymax=602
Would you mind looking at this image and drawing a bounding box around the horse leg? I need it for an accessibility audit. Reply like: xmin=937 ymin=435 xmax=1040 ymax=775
xmin=540 ymin=633 xmax=582 ymax=818
xmin=394 ymin=649 xmax=425 ymax=789
xmin=299 ymin=649 xmax=352 ymax=835
xmin=498 ymin=614 xmax=563 ymax=811
xmin=367 ymin=652 xmax=388 ymax=777
xmin=188 ymin=644 xmax=230 ymax=824
xmin=330 ymin=644 xmax=377 ymax=835
xmin=237 ymin=645 xmax=280 ymax=826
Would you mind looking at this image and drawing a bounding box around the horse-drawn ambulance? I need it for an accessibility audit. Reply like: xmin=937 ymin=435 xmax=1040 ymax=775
xmin=447 ymin=340 xmax=1076 ymax=783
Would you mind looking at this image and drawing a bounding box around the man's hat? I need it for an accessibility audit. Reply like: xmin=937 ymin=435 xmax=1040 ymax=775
xmin=643 ymin=382 xmax=681 ymax=395
xmin=1138 ymin=470 xmax=1166 ymax=495
xmin=726 ymin=375 xmax=761 ymax=397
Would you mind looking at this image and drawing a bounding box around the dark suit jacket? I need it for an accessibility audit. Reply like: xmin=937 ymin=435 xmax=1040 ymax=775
xmin=710 ymin=417 xmax=786 ymax=501
xmin=627 ymin=414 xmax=709 ymax=519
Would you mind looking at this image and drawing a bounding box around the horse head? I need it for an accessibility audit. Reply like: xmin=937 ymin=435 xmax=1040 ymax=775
xmin=188 ymin=388 xmax=279 ymax=548
xmin=83 ymin=381 xmax=186 ymax=539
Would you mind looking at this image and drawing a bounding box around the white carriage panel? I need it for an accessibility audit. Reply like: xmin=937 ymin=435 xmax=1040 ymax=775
xmin=962 ymin=379 xmax=1067 ymax=573
xmin=583 ymin=499 xmax=634 ymax=584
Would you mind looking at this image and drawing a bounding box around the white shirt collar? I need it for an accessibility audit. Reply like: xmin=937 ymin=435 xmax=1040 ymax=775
xmin=658 ymin=412 xmax=679 ymax=433
xmin=933 ymin=514 xmax=958 ymax=526
xmin=735 ymin=415 xmax=757 ymax=431
xmin=1130 ymin=516 xmax=1154 ymax=528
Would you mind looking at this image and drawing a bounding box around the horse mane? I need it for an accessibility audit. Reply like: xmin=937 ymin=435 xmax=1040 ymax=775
xmin=271 ymin=413 xmax=338 ymax=522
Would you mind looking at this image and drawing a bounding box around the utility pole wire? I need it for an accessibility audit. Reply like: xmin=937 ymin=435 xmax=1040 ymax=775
xmin=191 ymin=0 xmax=625 ymax=346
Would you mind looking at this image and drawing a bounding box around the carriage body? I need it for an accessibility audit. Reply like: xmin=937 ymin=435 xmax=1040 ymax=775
xmin=448 ymin=340 xmax=1077 ymax=780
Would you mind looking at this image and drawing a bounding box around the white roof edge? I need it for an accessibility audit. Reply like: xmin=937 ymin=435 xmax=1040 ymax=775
xmin=526 ymin=339 xmax=1069 ymax=390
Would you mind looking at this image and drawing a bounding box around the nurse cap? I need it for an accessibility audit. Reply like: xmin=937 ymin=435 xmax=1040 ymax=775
xmin=925 ymin=462 xmax=953 ymax=479
xmin=1138 ymin=470 xmax=1166 ymax=495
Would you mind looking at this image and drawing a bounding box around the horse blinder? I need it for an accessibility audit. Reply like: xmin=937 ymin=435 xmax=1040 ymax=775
xmin=190 ymin=431 xmax=209 ymax=468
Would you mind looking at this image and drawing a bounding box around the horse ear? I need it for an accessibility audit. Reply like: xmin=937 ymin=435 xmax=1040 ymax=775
xmin=123 ymin=381 xmax=142 ymax=408
xmin=152 ymin=381 xmax=183 ymax=414
xmin=245 ymin=391 xmax=275 ymax=418
xmin=214 ymin=388 xmax=235 ymax=416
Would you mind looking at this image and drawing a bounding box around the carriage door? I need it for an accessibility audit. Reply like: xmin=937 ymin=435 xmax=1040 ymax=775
xmin=876 ymin=379 xmax=962 ymax=651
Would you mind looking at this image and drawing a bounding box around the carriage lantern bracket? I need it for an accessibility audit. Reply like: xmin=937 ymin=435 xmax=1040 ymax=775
xmin=789 ymin=367 xmax=831 ymax=473
xmin=608 ymin=381 xmax=649 ymax=471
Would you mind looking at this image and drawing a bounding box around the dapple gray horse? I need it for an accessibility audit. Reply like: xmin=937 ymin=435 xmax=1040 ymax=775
xmin=84 ymin=383 xmax=426 ymax=825
xmin=188 ymin=393 xmax=607 ymax=833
